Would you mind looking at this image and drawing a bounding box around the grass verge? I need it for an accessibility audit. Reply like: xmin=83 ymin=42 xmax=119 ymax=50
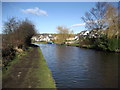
xmin=35 ymin=47 xmax=56 ymax=88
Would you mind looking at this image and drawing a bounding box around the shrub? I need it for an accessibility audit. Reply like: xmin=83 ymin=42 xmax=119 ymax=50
xmin=2 ymin=18 xmax=36 ymax=68
xmin=93 ymin=35 xmax=108 ymax=50
xmin=2 ymin=48 xmax=16 ymax=67
xmin=108 ymin=38 xmax=119 ymax=51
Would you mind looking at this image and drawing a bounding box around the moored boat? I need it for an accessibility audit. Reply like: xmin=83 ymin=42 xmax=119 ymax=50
xmin=47 ymin=41 xmax=54 ymax=44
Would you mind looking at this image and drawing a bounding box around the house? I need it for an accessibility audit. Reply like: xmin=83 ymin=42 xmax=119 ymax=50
xmin=78 ymin=29 xmax=104 ymax=39
xmin=79 ymin=30 xmax=90 ymax=36
xmin=66 ymin=37 xmax=75 ymax=41
xmin=31 ymin=34 xmax=55 ymax=42
xmin=88 ymin=29 xmax=104 ymax=38
xmin=65 ymin=34 xmax=79 ymax=44
xmin=65 ymin=41 xmax=75 ymax=44
xmin=31 ymin=36 xmax=39 ymax=41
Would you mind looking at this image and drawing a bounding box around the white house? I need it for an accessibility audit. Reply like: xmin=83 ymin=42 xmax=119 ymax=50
xmin=83 ymin=30 xmax=90 ymax=35
xmin=74 ymin=36 xmax=79 ymax=40
xmin=79 ymin=30 xmax=90 ymax=36
xmin=31 ymin=34 xmax=53 ymax=42
xmin=31 ymin=36 xmax=38 ymax=41
xmin=66 ymin=37 xmax=75 ymax=41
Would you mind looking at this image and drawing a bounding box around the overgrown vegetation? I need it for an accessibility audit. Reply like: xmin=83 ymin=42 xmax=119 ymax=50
xmin=2 ymin=17 xmax=36 ymax=68
xmin=2 ymin=46 xmax=32 ymax=77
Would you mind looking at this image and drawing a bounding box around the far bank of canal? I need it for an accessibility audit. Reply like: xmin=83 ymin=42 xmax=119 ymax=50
xmin=35 ymin=43 xmax=118 ymax=88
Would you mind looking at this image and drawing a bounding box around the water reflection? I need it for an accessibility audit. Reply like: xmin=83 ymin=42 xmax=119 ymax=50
xmin=36 ymin=43 xmax=118 ymax=88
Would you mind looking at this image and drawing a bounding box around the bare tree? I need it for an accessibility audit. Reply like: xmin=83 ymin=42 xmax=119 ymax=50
xmin=82 ymin=2 xmax=108 ymax=31
xmin=2 ymin=17 xmax=20 ymax=49
xmin=3 ymin=17 xmax=19 ymax=34
xmin=2 ymin=18 xmax=36 ymax=50
xmin=56 ymin=26 xmax=73 ymax=44
xmin=105 ymin=3 xmax=119 ymax=38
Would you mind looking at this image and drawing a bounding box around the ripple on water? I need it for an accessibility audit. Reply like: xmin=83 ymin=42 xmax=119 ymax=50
xmin=37 ymin=43 xmax=118 ymax=88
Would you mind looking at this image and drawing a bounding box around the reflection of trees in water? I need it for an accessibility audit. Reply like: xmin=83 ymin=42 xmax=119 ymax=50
xmin=55 ymin=45 xmax=74 ymax=59
xmin=85 ymin=51 xmax=118 ymax=88
xmin=98 ymin=52 xmax=118 ymax=88
xmin=54 ymin=45 xmax=75 ymax=70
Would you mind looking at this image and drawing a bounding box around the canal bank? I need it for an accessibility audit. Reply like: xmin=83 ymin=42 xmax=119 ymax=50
xmin=35 ymin=41 xmax=120 ymax=53
xmin=2 ymin=45 xmax=56 ymax=88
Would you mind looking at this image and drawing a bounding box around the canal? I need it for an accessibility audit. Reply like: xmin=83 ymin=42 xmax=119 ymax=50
xmin=36 ymin=43 xmax=118 ymax=88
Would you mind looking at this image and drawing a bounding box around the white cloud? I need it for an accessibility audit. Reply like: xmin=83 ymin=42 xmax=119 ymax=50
xmin=70 ymin=19 xmax=104 ymax=28
xmin=70 ymin=23 xmax=85 ymax=28
xmin=21 ymin=7 xmax=48 ymax=16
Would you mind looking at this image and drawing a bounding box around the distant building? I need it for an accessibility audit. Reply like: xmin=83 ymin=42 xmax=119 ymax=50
xmin=78 ymin=29 xmax=104 ymax=39
xmin=66 ymin=37 xmax=75 ymax=41
xmin=31 ymin=34 xmax=55 ymax=42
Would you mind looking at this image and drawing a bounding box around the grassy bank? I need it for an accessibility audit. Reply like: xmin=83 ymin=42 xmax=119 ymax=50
xmin=2 ymin=45 xmax=56 ymax=88
xmin=33 ymin=41 xmax=120 ymax=53
xmin=65 ymin=43 xmax=80 ymax=47
xmin=36 ymin=47 xmax=56 ymax=88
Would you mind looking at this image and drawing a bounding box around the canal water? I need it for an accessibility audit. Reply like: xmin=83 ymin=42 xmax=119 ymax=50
xmin=35 ymin=43 xmax=118 ymax=88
